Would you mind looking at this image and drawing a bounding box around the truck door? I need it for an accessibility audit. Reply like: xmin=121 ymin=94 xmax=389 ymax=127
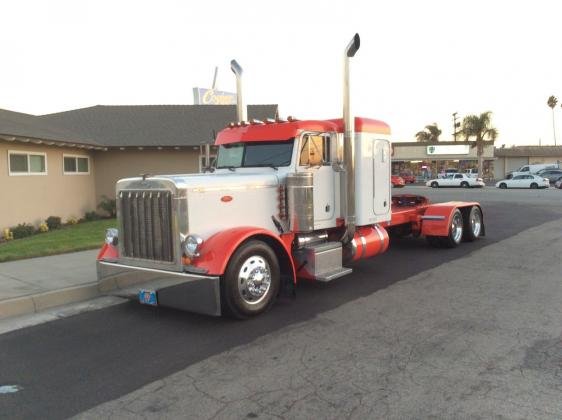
xmin=299 ymin=133 xmax=336 ymax=228
xmin=373 ymin=139 xmax=391 ymax=216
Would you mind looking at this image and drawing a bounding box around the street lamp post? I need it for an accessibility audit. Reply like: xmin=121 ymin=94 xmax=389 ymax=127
xmin=452 ymin=112 xmax=459 ymax=142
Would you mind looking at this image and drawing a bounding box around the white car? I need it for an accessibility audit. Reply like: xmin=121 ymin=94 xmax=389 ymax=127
xmin=495 ymin=174 xmax=550 ymax=189
xmin=426 ymin=173 xmax=485 ymax=188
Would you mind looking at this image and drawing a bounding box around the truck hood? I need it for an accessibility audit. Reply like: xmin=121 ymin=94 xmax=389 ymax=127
xmin=116 ymin=172 xmax=280 ymax=193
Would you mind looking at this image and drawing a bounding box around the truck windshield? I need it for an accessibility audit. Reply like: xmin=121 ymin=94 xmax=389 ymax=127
xmin=216 ymin=140 xmax=294 ymax=169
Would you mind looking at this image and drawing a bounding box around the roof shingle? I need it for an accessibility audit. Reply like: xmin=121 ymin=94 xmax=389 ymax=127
xmin=40 ymin=105 xmax=278 ymax=147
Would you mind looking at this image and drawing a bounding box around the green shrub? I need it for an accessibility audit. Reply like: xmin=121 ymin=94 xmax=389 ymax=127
xmin=98 ymin=195 xmax=116 ymax=218
xmin=84 ymin=211 xmax=101 ymax=221
xmin=11 ymin=223 xmax=36 ymax=239
xmin=46 ymin=216 xmax=62 ymax=230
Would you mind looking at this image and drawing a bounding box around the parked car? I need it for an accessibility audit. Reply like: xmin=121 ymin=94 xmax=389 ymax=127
xmin=426 ymin=173 xmax=485 ymax=188
xmin=399 ymin=172 xmax=416 ymax=184
xmin=507 ymin=163 xmax=560 ymax=179
xmin=391 ymin=175 xmax=405 ymax=188
xmin=495 ymin=174 xmax=549 ymax=189
xmin=535 ymin=169 xmax=562 ymax=184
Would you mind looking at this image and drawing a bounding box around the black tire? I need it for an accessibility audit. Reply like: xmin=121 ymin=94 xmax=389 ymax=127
xmin=221 ymin=240 xmax=280 ymax=319
xmin=499 ymin=183 xmax=507 ymax=189
xmin=440 ymin=209 xmax=464 ymax=248
xmin=530 ymin=183 xmax=538 ymax=189
xmin=431 ymin=181 xmax=439 ymax=188
xmin=463 ymin=206 xmax=483 ymax=242
xmin=461 ymin=181 xmax=469 ymax=188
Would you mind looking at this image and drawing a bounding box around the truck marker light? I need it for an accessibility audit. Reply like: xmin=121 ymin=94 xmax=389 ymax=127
xmin=221 ymin=195 xmax=233 ymax=202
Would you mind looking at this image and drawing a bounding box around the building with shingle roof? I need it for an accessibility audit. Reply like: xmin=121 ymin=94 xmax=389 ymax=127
xmin=1 ymin=104 xmax=277 ymax=231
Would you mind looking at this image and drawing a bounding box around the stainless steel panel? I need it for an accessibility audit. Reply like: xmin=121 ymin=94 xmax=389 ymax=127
xmin=287 ymin=172 xmax=314 ymax=232
xmin=119 ymin=190 xmax=174 ymax=262
xmin=294 ymin=241 xmax=351 ymax=281
xmin=97 ymin=261 xmax=221 ymax=316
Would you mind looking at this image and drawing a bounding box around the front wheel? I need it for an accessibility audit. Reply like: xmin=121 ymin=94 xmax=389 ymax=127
xmin=221 ymin=240 xmax=280 ymax=319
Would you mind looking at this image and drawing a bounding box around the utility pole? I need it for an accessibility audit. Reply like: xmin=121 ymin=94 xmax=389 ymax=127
xmin=452 ymin=112 xmax=459 ymax=141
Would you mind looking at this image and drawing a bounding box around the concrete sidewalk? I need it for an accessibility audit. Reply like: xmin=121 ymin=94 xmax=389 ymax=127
xmin=0 ymin=250 xmax=101 ymax=320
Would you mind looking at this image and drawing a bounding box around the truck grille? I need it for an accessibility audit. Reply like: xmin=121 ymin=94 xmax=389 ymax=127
xmin=119 ymin=190 xmax=175 ymax=262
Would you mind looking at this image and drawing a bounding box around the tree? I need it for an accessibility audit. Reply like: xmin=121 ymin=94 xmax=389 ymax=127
xmin=460 ymin=112 xmax=498 ymax=179
xmin=547 ymin=95 xmax=558 ymax=145
xmin=415 ymin=123 xmax=442 ymax=143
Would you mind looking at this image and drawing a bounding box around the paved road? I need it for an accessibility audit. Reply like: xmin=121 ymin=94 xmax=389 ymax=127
xmin=1 ymin=189 xmax=561 ymax=419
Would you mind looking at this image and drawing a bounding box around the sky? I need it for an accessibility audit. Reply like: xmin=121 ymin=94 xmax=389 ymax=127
xmin=1 ymin=0 xmax=561 ymax=146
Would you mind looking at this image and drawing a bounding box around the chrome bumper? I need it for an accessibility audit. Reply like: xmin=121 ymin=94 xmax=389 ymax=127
xmin=97 ymin=261 xmax=221 ymax=316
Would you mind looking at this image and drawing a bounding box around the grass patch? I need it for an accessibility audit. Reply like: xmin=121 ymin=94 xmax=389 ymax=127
xmin=0 ymin=219 xmax=117 ymax=263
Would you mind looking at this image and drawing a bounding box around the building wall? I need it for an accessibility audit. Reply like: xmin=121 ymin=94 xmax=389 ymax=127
xmin=393 ymin=143 xmax=494 ymax=161
xmin=0 ymin=141 xmax=96 ymax=230
xmin=93 ymin=148 xmax=201 ymax=200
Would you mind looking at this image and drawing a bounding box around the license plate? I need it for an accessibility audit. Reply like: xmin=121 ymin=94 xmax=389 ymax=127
xmin=139 ymin=289 xmax=157 ymax=306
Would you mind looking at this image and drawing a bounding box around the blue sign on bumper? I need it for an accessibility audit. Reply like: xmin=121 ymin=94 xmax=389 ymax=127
xmin=139 ymin=289 xmax=157 ymax=306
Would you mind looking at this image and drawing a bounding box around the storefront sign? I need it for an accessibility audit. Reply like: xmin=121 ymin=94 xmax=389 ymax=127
xmin=193 ymin=88 xmax=237 ymax=105
xmin=426 ymin=145 xmax=470 ymax=155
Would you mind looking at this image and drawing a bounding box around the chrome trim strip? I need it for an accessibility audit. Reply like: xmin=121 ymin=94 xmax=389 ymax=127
xmin=360 ymin=235 xmax=367 ymax=259
xmin=98 ymin=261 xmax=216 ymax=280
xmin=373 ymin=224 xmax=385 ymax=253
xmin=421 ymin=215 xmax=446 ymax=220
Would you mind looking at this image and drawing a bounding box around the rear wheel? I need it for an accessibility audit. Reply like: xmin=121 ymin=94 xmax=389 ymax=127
xmin=431 ymin=181 xmax=439 ymax=188
xmin=463 ymin=206 xmax=482 ymax=241
xmin=530 ymin=182 xmax=538 ymax=189
xmin=221 ymin=240 xmax=280 ymax=319
xmin=499 ymin=183 xmax=507 ymax=189
xmin=461 ymin=181 xmax=469 ymax=188
xmin=441 ymin=209 xmax=464 ymax=248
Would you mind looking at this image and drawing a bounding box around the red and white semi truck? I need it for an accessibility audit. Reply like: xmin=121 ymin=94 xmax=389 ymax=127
xmin=97 ymin=34 xmax=484 ymax=318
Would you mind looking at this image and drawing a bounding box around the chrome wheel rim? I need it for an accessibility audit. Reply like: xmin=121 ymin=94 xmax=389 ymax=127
xmin=471 ymin=210 xmax=482 ymax=237
xmin=237 ymin=255 xmax=271 ymax=305
xmin=451 ymin=212 xmax=463 ymax=243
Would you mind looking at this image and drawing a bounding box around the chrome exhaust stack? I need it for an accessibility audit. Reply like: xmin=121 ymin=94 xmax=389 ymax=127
xmin=230 ymin=59 xmax=247 ymax=122
xmin=342 ymin=33 xmax=360 ymax=242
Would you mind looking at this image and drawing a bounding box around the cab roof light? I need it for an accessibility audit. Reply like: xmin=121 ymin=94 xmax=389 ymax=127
xmin=250 ymin=119 xmax=264 ymax=125
xmin=287 ymin=115 xmax=298 ymax=122
xmin=265 ymin=118 xmax=276 ymax=124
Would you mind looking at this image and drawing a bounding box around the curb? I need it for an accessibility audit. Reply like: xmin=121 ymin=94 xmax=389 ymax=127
xmin=0 ymin=283 xmax=101 ymax=320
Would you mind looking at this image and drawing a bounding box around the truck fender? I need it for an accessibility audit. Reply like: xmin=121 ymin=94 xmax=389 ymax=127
xmin=192 ymin=227 xmax=296 ymax=283
xmin=420 ymin=202 xmax=481 ymax=237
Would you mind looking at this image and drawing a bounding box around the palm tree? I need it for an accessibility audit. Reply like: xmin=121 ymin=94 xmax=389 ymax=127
xmin=460 ymin=112 xmax=498 ymax=179
xmin=547 ymin=95 xmax=557 ymax=145
xmin=415 ymin=123 xmax=441 ymax=143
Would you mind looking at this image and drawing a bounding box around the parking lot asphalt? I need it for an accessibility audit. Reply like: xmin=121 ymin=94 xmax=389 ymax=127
xmin=1 ymin=188 xmax=561 ymax=419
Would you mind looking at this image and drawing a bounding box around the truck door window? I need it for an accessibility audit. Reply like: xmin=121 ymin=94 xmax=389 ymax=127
xmin=299 ymin=134 xmax=331 ymax=166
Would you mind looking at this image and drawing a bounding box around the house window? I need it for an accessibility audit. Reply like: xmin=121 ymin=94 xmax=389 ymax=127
xmin=63 ymin=155 xmax=90 ymax=174
xmin=8 ymin=151 xmax=47 ymax=175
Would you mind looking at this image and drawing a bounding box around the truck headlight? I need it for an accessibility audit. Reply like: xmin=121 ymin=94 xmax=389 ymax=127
xmin=183 ymin=234 xmax=203 ymax=257
xmin=105 ymin=228 xmax=119 ymax=246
